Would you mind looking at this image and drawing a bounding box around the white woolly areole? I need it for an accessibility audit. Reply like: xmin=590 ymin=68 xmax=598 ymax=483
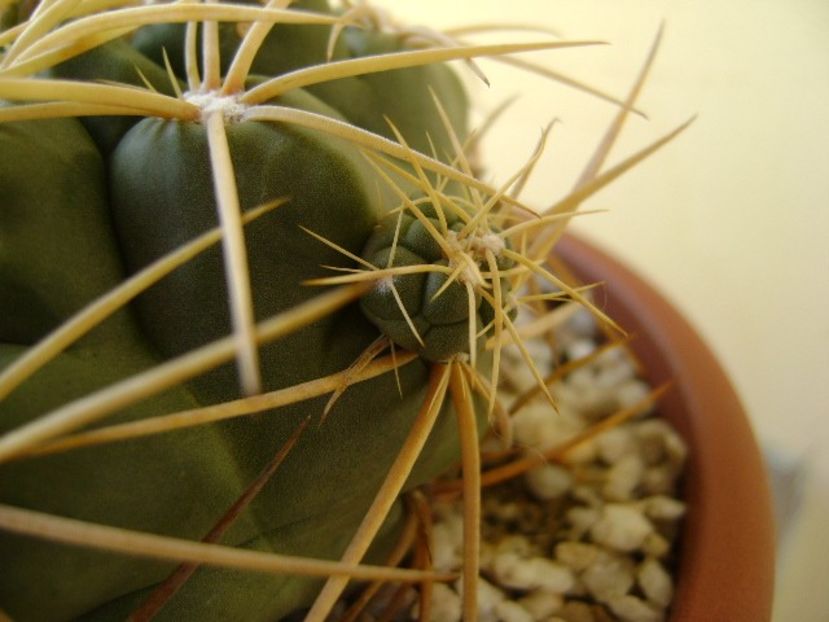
xmin=444 ymin=228 xmax=504 ymax=286
xmin=457 ymin=259 xmax=483 ymax=286
xmin=375 ymin=275 xmax=395 ymax=294
xmin=447 ymin=228 xmax=505 ymax=261
xmin=446 ymin=234 xmax=484 ymax=286
xmin=185 ymin=91 xmax=247 ymax=123
xmin=477 ymin=232 xmax=506 ymax=256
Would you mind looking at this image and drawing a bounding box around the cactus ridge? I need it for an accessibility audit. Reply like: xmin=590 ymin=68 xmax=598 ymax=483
xmin=0 ymin=2 xmax=692 ymax=620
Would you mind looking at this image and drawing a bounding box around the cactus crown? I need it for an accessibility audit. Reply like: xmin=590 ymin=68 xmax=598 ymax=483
xmin=0 ymin=1 xmax=690 ymax=620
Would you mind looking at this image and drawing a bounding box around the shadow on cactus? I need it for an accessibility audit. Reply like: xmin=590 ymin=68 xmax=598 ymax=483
xmin=0 ymin=1 xmax=691 ymax=620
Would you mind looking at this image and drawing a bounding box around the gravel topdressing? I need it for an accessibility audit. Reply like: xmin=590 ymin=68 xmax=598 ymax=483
xmin=425 ymin=307 xmax=688 ymax=622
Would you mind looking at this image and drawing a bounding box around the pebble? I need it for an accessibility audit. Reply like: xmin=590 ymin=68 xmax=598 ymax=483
xmin=615 ymin=379 xmax=652 ymax=410
xmin=492 ymin=552 xmax=574 ymax=593
xmin=432 ymin=522 xmax=461 ymax=571
xmin=590 ymin=504 xmax=654 ymax=552
xmin=472 ymin=577 xmax=506 ymax=620
xmin=562 ymin=435 xmax=599 ymax=465
xmin=566 ymin=506 xmax=601 ymax=538
xmin=555 ymin=541 xmax=601 ymax=571
xmin=560 ymin=305 xmax=599 ymax=337
xmin=594 ymin=363 xmax=636 ymax=393
xmin=532 ymin=559 xmax=576 ymax=594
xmin=571 ymin=486 xmax=604 ymax=508
xmin=596 ymin=427 xmax=637 ymax=464
xmin=603 ymin=454 xmax=646 ymax=501
xmin=517 ymin=590 xmax=564 ymax=619
xmin=605 ymin=595 xmax=664 ymax=622
xmin=430 ymin=583 xmax=462 ymax=622
xmin=555 ymin=601 xmax=597 ymax=622
xmin=582 ymin=554 xmax=635 ymax=602
xmin=595 ymin=345 xmax=631 ymax=371
xmin=639 ymin=495 xmax=687 ymax=522
xmin=566 ymin=338 xmax=597 ymax=362
xmin=512 ymin=404 xmax=567 ymax=450
xmin=495 ymin=600 xmax=536 ymax=622
xmin=641 ymin=465 xmax=679 ymax=496
xmin=635 ymin=420 xmax=687 ymax=467
xmin=637 ymin=558 xmax=674 ymax=608
xmin=525 ymin=463 xmax=574 ymax=500
xmin=640 ymin=532 xmax=671 ymax=559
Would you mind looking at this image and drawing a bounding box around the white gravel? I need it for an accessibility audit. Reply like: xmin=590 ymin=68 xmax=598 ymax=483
xmin=425 ymin=309 xmax=688 ymax=621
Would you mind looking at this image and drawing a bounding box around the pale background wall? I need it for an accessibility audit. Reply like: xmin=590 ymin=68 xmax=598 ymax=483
xmin=385 ymin=1 xmax=829 ymax=619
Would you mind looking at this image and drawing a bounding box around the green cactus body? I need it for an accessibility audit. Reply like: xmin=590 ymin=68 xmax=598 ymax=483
xmin=0 ymin=2 xmax=488 ymax=619
xmin=0 ymin=0 xmax=685 ymax=619
xmin=47 ymin=39 xmax=181 ymax=154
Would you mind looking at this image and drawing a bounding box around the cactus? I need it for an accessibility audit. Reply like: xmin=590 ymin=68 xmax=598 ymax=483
xmin=0 ymin=1 xmax=690 ymax=620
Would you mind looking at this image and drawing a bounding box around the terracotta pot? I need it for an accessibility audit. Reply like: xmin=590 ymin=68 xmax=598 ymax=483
xmin=555 ymin=234 xmax=775 ymax=622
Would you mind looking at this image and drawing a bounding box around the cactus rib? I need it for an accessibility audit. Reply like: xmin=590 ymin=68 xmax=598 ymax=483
xmin=0 ymin=283 xmax=368 ymax=463
xmin=306 ymin=362 xmax=451 ymax=621
xmin=129 ymin=415 xmax=311 ymax=620
xmin=0 ymin=199 xmax=285 ymax=403
xmin=15 ymin=351 xmax=418 ymax=460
